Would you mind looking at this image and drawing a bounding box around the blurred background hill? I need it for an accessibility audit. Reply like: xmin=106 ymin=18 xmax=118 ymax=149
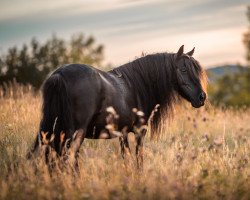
xmin=207 ymin=64 xmax=250 ymax=107
xmin=206 ymin=64 xmax=249 ymax=83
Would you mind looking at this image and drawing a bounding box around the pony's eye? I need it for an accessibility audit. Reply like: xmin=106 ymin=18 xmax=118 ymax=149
xmin=180 ymin=68 xmax=187 ymax=73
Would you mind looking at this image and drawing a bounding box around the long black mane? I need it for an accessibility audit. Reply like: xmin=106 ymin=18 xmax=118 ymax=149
xmin=110 ymin=52 xmax=206 ymax=124
xmin=110 ymin=53 xmax=177 ymax=118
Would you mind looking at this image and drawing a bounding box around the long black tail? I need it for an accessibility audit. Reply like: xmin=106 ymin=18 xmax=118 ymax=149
xmin=34 ymin=72 xmax=73 ymax=155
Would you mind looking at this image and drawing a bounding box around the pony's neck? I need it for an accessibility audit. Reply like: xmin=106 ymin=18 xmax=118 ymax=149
xmin=140 ymin=54 xmax=177 ymax=117
xmin=114 ymin=53 xmax=177 ymax=118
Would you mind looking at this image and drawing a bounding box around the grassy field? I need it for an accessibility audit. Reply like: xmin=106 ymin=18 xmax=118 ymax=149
xmin=0 ymin=90 xmax=250 ymax=200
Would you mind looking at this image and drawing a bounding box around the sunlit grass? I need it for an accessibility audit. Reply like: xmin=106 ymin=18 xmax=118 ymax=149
xmin=0 ymin=90 xmax=250 ymax=200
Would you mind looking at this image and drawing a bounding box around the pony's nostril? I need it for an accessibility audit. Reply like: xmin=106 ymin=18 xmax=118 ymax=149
xmin=199 ymin=92 xmax=206 ymax=102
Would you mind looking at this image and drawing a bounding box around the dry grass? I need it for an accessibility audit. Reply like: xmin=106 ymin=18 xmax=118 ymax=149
xmin=0 ymin=91 xmax=250 ymax=200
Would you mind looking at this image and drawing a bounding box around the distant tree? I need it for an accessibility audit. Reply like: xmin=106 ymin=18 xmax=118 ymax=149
xmin=208 ymin=7 xmax=250 ymax=107
xmin=243 ymin=6 xmax=250 ymax=65
xmin=208 ymin=68 xmax=250 ymax=107
xmin=0 ymin=33 xmax=104 ymax=89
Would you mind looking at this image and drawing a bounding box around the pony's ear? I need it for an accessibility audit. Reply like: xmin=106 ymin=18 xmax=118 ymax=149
xmin=175 ymin=45 xmax=184 ymax=60
xmin=186 ymin=47 xmax=195 ymax=56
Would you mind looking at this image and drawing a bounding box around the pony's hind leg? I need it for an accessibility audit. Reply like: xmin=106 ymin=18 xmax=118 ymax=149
xmin=62 ymin=128 xmax=86 ymax=172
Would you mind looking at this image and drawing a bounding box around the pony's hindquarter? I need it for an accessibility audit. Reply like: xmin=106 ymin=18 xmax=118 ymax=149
xmin=38 ymin=73 xmax=74 ymax=155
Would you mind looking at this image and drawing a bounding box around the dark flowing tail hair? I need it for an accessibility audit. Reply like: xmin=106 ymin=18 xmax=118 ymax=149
xmin=33 ymin=72 xmax=73 ymax=155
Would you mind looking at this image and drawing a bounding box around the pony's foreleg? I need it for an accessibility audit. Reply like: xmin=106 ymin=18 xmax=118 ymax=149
xmin=119 ymin=127 xmax=131 ymax=159
xmin=135 ymin=128 xmax=146 ymax=170
xmin=132 ymin=109 xmax=147 ymax=170
xmin=119 ymin=127 xmax=135 ymax=170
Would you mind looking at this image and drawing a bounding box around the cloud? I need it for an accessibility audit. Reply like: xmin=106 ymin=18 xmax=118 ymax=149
xmin=0 ymin=0 xmax=249 ymax=66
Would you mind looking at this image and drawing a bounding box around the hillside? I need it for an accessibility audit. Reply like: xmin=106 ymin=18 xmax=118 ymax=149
xmin=206 ymin=64 xmax=249 ymax=82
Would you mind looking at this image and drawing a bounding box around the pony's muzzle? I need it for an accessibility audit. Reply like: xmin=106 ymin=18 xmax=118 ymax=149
xmin=191 ymin=92 xmax=206 ymax=108
xmin=199 ymin=92 xmax=206 ymax=103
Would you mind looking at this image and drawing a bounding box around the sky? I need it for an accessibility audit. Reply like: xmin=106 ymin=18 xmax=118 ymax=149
xmin=0 ymin=0 xmax=249 ymax=68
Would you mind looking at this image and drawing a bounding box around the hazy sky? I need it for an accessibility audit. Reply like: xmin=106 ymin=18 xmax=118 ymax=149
xmin=0 ymin=0 xmax=249 ymax=68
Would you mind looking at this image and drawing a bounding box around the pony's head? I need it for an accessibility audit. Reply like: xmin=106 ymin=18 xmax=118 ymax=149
xmin=173 ymin=45 xmax=207 ymax=108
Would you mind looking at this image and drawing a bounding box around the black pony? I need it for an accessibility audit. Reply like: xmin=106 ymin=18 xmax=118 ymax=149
xmin=31 ymin=45 xmax=207 ymax=167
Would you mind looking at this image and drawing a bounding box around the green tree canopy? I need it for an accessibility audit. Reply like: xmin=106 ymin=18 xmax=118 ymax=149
xmin=208 ymin=68 xmax=250 ymax=107
xmin=243 ymin=6 xmax=250 ymax=64
xmin=208 ymin=6 xmax=250 ymax=107
xmin=0 ymin=33 xmax=104 ymax=89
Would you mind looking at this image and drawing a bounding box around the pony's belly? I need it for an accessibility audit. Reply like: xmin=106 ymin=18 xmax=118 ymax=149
xmin=85 ymin=111 xmax=133 ymax=139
